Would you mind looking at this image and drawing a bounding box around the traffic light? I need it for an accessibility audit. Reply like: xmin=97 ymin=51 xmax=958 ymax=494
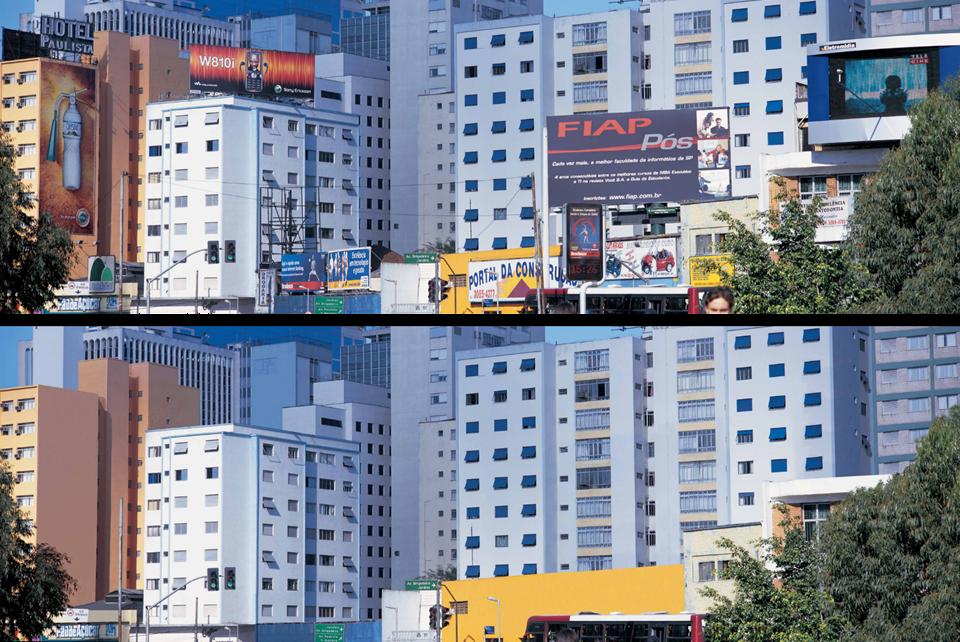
xmin=224 ymin=240 xmax=236 ymax=263
xmin=224 ymin=567 xmax=236 ymax=590
xmin=427 ymin=277 xmax=438 ymax=303
xmin=206 ymin=567 xmax=219 ymax=591
xmin=440 ymin=605 xmax=452 ymax=629
xmin=207 ymin=241 xmax=220 ymax=264
xmin=429 ymin=605 xmax=439 ymax=630
xmin=437 ymin=278 xmax=450 ymax=303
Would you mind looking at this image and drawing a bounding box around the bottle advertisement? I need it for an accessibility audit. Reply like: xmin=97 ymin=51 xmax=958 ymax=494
xmin=39 ymin=60 xmax=97 ymax=236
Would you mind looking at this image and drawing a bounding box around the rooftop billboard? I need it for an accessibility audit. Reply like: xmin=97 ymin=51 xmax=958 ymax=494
xmin=188 ymin=45 xmax=315 ymax=99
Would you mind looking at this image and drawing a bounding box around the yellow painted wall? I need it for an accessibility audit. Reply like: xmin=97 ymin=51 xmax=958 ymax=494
xmin=439 ymin=246 xmax=564 ymax=315
xmin=441 ymin=566 xmax=685 ymax=642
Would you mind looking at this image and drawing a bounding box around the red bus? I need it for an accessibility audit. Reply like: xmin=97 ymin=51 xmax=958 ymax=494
xmin=523 ymin=613 xmax=706 ymax=642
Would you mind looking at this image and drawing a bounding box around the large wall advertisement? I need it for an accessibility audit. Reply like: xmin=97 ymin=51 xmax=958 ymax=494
xmin=467 ymin=256 xmax=578 ymax=303
xmin=325 ymin=248 xmax=371 ymax=291
xmin=189 ymin=45 xmax=316 ymax=99
xmin=546 ymin=109 xmax=732 ymax=207
xmin=39 ymin=60 xmax=97 ymax=236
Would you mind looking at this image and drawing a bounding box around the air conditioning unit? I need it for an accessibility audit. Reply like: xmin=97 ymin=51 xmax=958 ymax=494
xmin=15 ymin=405 xmax=23 ymax=411
xmin=15 ymin=126 xmax=22 ymax=132
xmin=14 ymin=453 xmax=21 ymax=459
xmin=16 ymin=78 xmax=24 ymax=85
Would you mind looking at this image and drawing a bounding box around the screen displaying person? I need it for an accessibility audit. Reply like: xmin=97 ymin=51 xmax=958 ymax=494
xmin=880 ymin=74 xmax=908 ymax=115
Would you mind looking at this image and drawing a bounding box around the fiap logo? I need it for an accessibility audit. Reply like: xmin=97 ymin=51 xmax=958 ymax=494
xmin=552 ymin=115 xmax=695 ymax=153
xmin=555 ymin=116 xmax=654 ymax=137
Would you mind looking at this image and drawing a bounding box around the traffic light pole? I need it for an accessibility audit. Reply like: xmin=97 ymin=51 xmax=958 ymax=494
xmin=145 ymin=247 xmax=211 ymax=315
xmin=144 ymin=574 xmax=208 ymax=642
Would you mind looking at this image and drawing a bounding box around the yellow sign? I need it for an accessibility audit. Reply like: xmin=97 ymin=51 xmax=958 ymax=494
xmin=689 ymin=254 xmax=733 ymax=287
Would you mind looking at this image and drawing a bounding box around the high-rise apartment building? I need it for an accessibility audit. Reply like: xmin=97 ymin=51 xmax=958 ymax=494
xmin=871 ymin=326 xmax=960 ymax=473
xmin=314 ymin=53 xmax=392 ymax=247
xmin=142 ymin=420 xmax=361 ymax=627
xmin=0 ymin=385 xmax=101 ymax=602
xmin=866 ymin=0 xmax=956 ymax=35
xmin=389 ymin=0 xmax=542 ymax=253
xmin=143 ymin=95 xmax=360 ymax=311
xmin=455 ymin=336 xmax=650 ymax=579
xmin=390 ymin=326 xmax=543 ymax=587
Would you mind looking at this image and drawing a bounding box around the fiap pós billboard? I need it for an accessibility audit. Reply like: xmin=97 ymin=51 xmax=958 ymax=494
xmin=547 ymin=108 xmax=732 ymax=207
xmin=39 ymin=59 xmax=97 ymax=235
xmin=189 ymin=45 xmax=315 ymax=99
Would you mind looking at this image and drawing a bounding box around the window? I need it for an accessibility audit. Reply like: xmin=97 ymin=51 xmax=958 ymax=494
xmin=577 ymin=497 xmax=612 ymax=518
xmin=575 ymin=349 xmax=609 ymax=373
xmin=680 ymin=490 xmax=716 ymax=513
xmin=677 ymin=338 xmax=714 ymax=363
xmin=674 ymin=10 xmax=711 ymax=35
xmin=175 ymin=142 xmax=188 ymax=154
xmin=800 ymin=32 xmax=817 ymax=46
xmin=573 ymin=81 xmax=607 ymax=104
xmin=766 ymin=100 xmax=784 ymax=114
xmin=521 ymin=60 xmax=534 ymax=73
xmin=768 ymin=131 xmax=784 ymax=145
xmin=736 ymin=398 xmax=753 ymax=412
xmin=765 ymin=36 xmax=781 ymax=50
xmin=765 ymin=4 xmax=781 ymax=17
xmin=805 ymin=424 xmax=823 ymax=439
xmin=803 ymin=503 xmax=829 ymax=541
xmin=769 ymin=395 xmax=786 ymax=409
xmin=936 ymin=332 xmax=957 ymax=348
xmin=804 ymin=392 xmax=822 ymax=407
xmin=575 ymin=379 xmax=609 ymax=402
xmin=937 ymin=364 xmax=958 ymax=379
xmin=679 ymin=460 xmax=716 ymax=483
xmin=678 ymin=430 xmax=716 ymax=454
xmin=771 ymin=459 xmax=788 ymax=473
xmin=675 ymin=42 xmax=711 ymax=66
xmin=736 ymin=367 xmax=752 ymax=381
xmin=675 ymin=72 xmax=711 ymax=96
xmin=519 ymin=31 xmax=534 ymax=44
xmin=738 ymin=461 xmax=753 ymax=474
xmin=733 ymin=71 xmax=749 ymax=85
xmin=739 ymin=492 xmax=755 ymax=506
xmin=799 ymin=1 xmax=817 ymax=15
xmin=769 ymin=363 xmax=785 ymax=377
xmin=736 ymin=430 xmax=753 ymax=444
xmin=677 ymin=369 xmax=714 ymax=392
xmin=933 ymin=5 xmax=953 ymax=20
xmin=572 ymin=22 xmax=607 ymax=46
xmin=576 ymin=438 xmax=611 ymax=460
xmin=576 ymin=409 xmax=610 ymax=431
xmin=493 ymin=477 xmax=508 ymax=490
xmin=803 ymin=328 xmax=821 ymax=342
xmin=678 ymin=399 xmax=715 ymax=422
xmin=734 ymin=103 xmax=750 ymax=116
xmin=731 ymin=7 xmax=748 ymax=21
xmin=493 ymin=390 xmax=508 ymax=403
xmin=576 ymin=467 xmax=611 ymax=489
xmin=769 ymin=427 xmax=787 ymax=441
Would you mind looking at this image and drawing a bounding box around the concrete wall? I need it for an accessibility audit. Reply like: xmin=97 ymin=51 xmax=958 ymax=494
xmin=682 ymin=523 xmax=762 ymax=613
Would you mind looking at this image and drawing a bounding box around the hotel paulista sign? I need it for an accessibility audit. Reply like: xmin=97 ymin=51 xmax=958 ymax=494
xmin=39 ymin=15 xmax=94 ymax=61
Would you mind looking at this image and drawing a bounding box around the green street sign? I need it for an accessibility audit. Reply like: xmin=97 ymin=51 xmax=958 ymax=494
xmin=646 ymin=206 xmax=680 ymax=218
xmin=316 ymin=623 xmax=345 ymax=642
xmin=314 ymin=297 xmax=344 ymax=314
xmin=405 ymin=579 xmax=439 ymax=591
xmin=404 ymin=252 xmax=439 ymax=264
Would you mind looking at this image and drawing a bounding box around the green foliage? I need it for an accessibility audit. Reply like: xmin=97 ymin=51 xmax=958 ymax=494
xmin=0 ymin=462 xmax=77 ymax=638
xmin=820 ymin=407 xmax=960 ymax=641
xmin=702 ymin=510 xmax=847 ymax=642
xmin=708 ymin=179 xmax=877 ymax=313
xmin=846 ymin=80 xmax=960 ymax=312
xmin=0 ymin=132 xmax=74 ymax=313
xmin=421 ymin=238 xmax=456 ymax=255
xmin=418 ymin=565 xmax=457 ymax=581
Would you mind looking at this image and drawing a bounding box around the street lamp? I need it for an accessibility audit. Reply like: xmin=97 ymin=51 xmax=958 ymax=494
xmin=144 ymin=246 xmax=211 ymax=314
xmin=145 ymin=574 xmax=209 ymax=642
xmin=487 ymin=597 xmax=501 ymax=642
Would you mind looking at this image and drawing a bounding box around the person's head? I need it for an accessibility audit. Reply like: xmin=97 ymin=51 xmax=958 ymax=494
xmin=714 ymin=117 xmax=723 ymax=127
xmin=702 ymin=287 xmax=734 ymax=314
xmin=701 ymin=112 xmax=714 ymax=128
xmin=553 ymin=629 xmax=579 ymax=642
xmin=548 ymin=301 xmax=578 ymax=315
xmin=885 ymin=74 xmax=902 ymax=91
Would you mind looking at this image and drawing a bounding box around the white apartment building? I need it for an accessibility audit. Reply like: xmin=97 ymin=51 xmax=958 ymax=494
xmin=143 ymin=95 xmax=360 ymax=311
xmin=644 ymin=327 xmax=730 ymax=567
xmin=299 ymin=380 xmax=392 ymax=621
xmin=455 ymin=337 xmax=649 ymax=579
xmin=389 ymin=0 xmax=542 ymax=254
xmin=314 ymin=53 xmax=392 ymax=247
xmin=723 ymin=326 xmax=873 ymax=524
xmin=454 ymin=10 xmax=643 ymax=252
xmin=390 ymin=326 xmax=543 ymax=587
xmin=142 ymin=421 xmax=361 ymax=626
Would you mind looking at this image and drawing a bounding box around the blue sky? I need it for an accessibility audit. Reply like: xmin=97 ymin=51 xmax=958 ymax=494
xmin=2 ymin=0 xmax=620 ymax=30
xmin=0 ymin=327 xmax=33 ymax=388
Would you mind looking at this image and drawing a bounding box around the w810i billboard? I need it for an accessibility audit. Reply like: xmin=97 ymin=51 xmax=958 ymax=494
xmin=189 ymin=45 xmax=315 ymax=98
xmin=547 ymin=109 xmax=731 ymax=207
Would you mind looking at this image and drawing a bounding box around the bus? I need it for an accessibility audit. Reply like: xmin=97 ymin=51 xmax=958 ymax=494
xmin=519 ymin=287 xmax=702 ymax=314
xmin=523 ymin=613 xmax=706 ymax=642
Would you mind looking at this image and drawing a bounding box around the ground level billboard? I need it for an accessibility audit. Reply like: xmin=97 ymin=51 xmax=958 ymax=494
xmin=281 ymin=252 xmax=326 ymax=292
xmin=547 ymin=108 xmax=732 ymax=207
xmin=326 ymin=248 xmax=371 ymax=291
xmin=605 ymin=237 xmax=679 ymax=280
xmin=467 ymin=256 xmax=578 ymax=303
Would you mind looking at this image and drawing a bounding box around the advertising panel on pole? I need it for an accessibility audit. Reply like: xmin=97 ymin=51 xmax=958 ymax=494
xmin=325 ymin=248 xmax=371 ymax=291
xmin=546 ymin=108 xmax=732 ymax=207
xmin=468 ymin=255 xmax=578 ymax=303
xmin=258 ymin=269 xmax=276 ymax=310
xmin=39 ymin=59 xmax=98 ymax=236
xmin=565 ymin=203 xmax=605 ymax=282
xmin=189 ymin=45 xmax=316 ymax=99
xmin=281 ymin=252 xmax=325 ymax=292
xmin=87 ymin=256 xmax=115 ymax=294
xmin=605 ymin=237 xmax=679 ymax=280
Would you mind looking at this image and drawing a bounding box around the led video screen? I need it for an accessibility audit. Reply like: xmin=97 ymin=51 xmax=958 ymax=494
xmin=828 ymin=49 xmax=939 ymax=119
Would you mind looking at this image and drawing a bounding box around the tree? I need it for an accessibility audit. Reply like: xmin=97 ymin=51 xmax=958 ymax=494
xmin=820 ymin=406 xmax=960 ymax=641
xmin=0 ymin=462 xmax=77 ymax=639
xmin=845 ymin=80 xmax=960 ymax=312
xmin=702 ymin=510 xmax=847 ymax=642
xmin=0 ymin=132 xmax=75 ymax=313
xmin=421 ymin=238 xmax=456 ymax=255
xmin=418 ymin=565 xmax=457 ymax=581
xmin=706 ymin=179 xmax=877 ymax=313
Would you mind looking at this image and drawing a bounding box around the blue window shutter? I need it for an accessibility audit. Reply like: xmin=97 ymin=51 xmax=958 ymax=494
xmin=765 ymin=68 xmax=783 ymax=82
xmin=734 ymin=335 xmax=751 ymax=349
xmin=492 ymin=448 xmax=508 ymax=461
xmin=771 ymin=458 xmax=788 ymax=473
xmin=521 ymin=446 xmax=536 ymax=459
xmin=805 ymin=456 xmax=823 ymax=471
xmin=494 ymin=419 xmax=508 ymax=432
xmin=466 ymin=565 xmax=480 ymax=578
xmin=522 ymin=534 xmax=536 ymax=546
xmin=492 ymin=237 xmax=508 ymax=250
xmin=520 ymin=358 xmax=536 ymax=371
xmin=766 ymin=100 xmax=783 ymax=114
xmin=463 ymin=151 xmax=477 ymax=164
xmin=493 ymin=476 xmax=508 ymax=489
xmin=493 ymin=564 xmax=508 ymax=577
xmin=492 ymin=121 xmax=506 ymax=133
xmin=464 ymin=238 xmax=479 ymax=251
xmin=464 ymin=209 xmax=478 ymax=222
xmin=493 ymin=178 xmax=507 ymax=191
xmin=494 ymin=505 xmax=508 ymax=518
xmin=769 ymin=395 xmax=786 ymax=409
xmin=491 ymin=34 xmax=505 ymax=46
xmin=465 ymin=536 xmax=480 ymax=549
xmin=466 ymin=421 xmax=479 ymax=434
xmin=799 ymin=1 xmax=816 ymax=14
xmin=520 ymin=118 xmax=535 ymax=131
xmin=465 ymin=478 xmax=479 ymax=491
xmin=520 ymin=207 xmax=534 ymax=220
xmin=800 ymin=32 xmax=817 ymax=45
xmin=768 ymin=332 xmax=785 ymax=345
xmin=466 ymin=364 xmax=478 ymax=377
xmin=520 ymin=148 xmax=535 ymax=160
xmin=520 ymin=176 xmax=532 ymax=189
xmin=765 ymin=36 xmax=781 ymax=50
xmin=521 ymin=504 xmax=536 ymax=516
xmin=737 ymin=398 xmax=753 ymax=412
xmin=769 ymin=363 xmax=785 ymax=377
xmin=492 ymin=361 xmax=507 ymax=374
xmin=768 ymin=131 xmax=784 ymax=145
xmin=466 ymin=507 xmax=479 ymax=519
xmin=804 ymin=392 xmax=822 ymax=406
xmin=522 ymin=563 xmax=537 ymax=575
xmin=464 ymin=37 xmax=477 ymax=49
xmin=736 ymin=429 xmax=753 ymax=442
xmin=804 ymin=360 xmax=821 ymax=374
xmin=465 ymin=180 xmax=478 ymax=192
xmin=519 ymin=31 xmax=534 ymax=44
xmin=522 ymin=416 xmax=536 ymax=429
xmin=802 ymin=328 xmax=820 ymax=342
xmin=734 ymin=102 xmax=750 ymax=115
xmin=731 ymin=7 xmax=748 ymax=21
xmin=520 ymin=236 xmax=535 ymax=248
xmin=521 ymin=475 xmax=536 ymax=487
xmin=769 ymin=427 xmax=787 ymax=441
xmin=764 ymin=4 xmax=781 ymax=17
xmin=804 ymin=424 xmax=823 ymax=439
xmin=465 ymin=450 xmax=479 ymax=463
xmin=733 ymin=71 xmax=749 ymax=85
xmin=493 ymin=91 xmax=506 ymax=104
xmin=492 ymin=149 xmax=506 ymax=162
xmin=465 ymin=94 xmax=477 ymax=107
xmin=463 ymin=123 xmax=478 ymax=135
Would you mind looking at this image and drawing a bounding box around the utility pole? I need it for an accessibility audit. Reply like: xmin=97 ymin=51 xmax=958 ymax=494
xmin=119 ymin=171 xmax=127 ymax=313
xmin=435 ymin=584 xmax=442 ymax=642
xmin=194 ymin=271 xmax=199 ymax=315
xmin=530 ymin=173 xmax=545 ymax=314
xmin=117 ymin=498 xmax=122 ymax=641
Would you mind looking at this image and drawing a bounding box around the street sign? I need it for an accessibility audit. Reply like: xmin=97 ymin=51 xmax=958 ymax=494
xmin=405 ymin=579 xmax=439 ymax=591
xmin=64 ymin=608 xmax=89 ymax=622
xmin=257 ymin=269 xmax=276 ymax=312
xmin=316 ymin=623 xmax=345 ymax=642
xmin=314 ymin=297 xmax=344 ymax=314
xmin=404 ymin=252 xmax=439 ymax=264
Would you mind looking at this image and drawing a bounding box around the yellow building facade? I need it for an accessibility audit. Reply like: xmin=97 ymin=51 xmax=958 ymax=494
xmin=441 ymin=566 xmax=685 ymax=642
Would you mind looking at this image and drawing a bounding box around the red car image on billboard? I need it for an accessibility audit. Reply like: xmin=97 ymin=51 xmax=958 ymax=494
xmin=189 ymin=45 xmax=315 ymax=99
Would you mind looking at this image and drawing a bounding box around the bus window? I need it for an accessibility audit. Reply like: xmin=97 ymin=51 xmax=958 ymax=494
xmin=606 ymin=622 xmax=633 ymax=642
xmin=666 ymin=623 xmax=692 ymax=641
xmin=634 ymin=625 xmax=665 ymax=642
xmin=526 ymin=623 xmax=545 ymax=642
xmin=580 ymin=623 xmax=603 ymax=642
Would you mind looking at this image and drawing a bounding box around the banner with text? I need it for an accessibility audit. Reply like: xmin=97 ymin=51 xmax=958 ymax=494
xmin=325 ymin=248 xmax=371 ymax=291
xmin=468 ymin=256 xmax=578 ymax=303
xmin=189 ymin=45 xmax=315 ymax=99
xmin=281 ymin=252 xmax=326 ymax=292
xmin=547 ymin=108 xmax=732 ymax=207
